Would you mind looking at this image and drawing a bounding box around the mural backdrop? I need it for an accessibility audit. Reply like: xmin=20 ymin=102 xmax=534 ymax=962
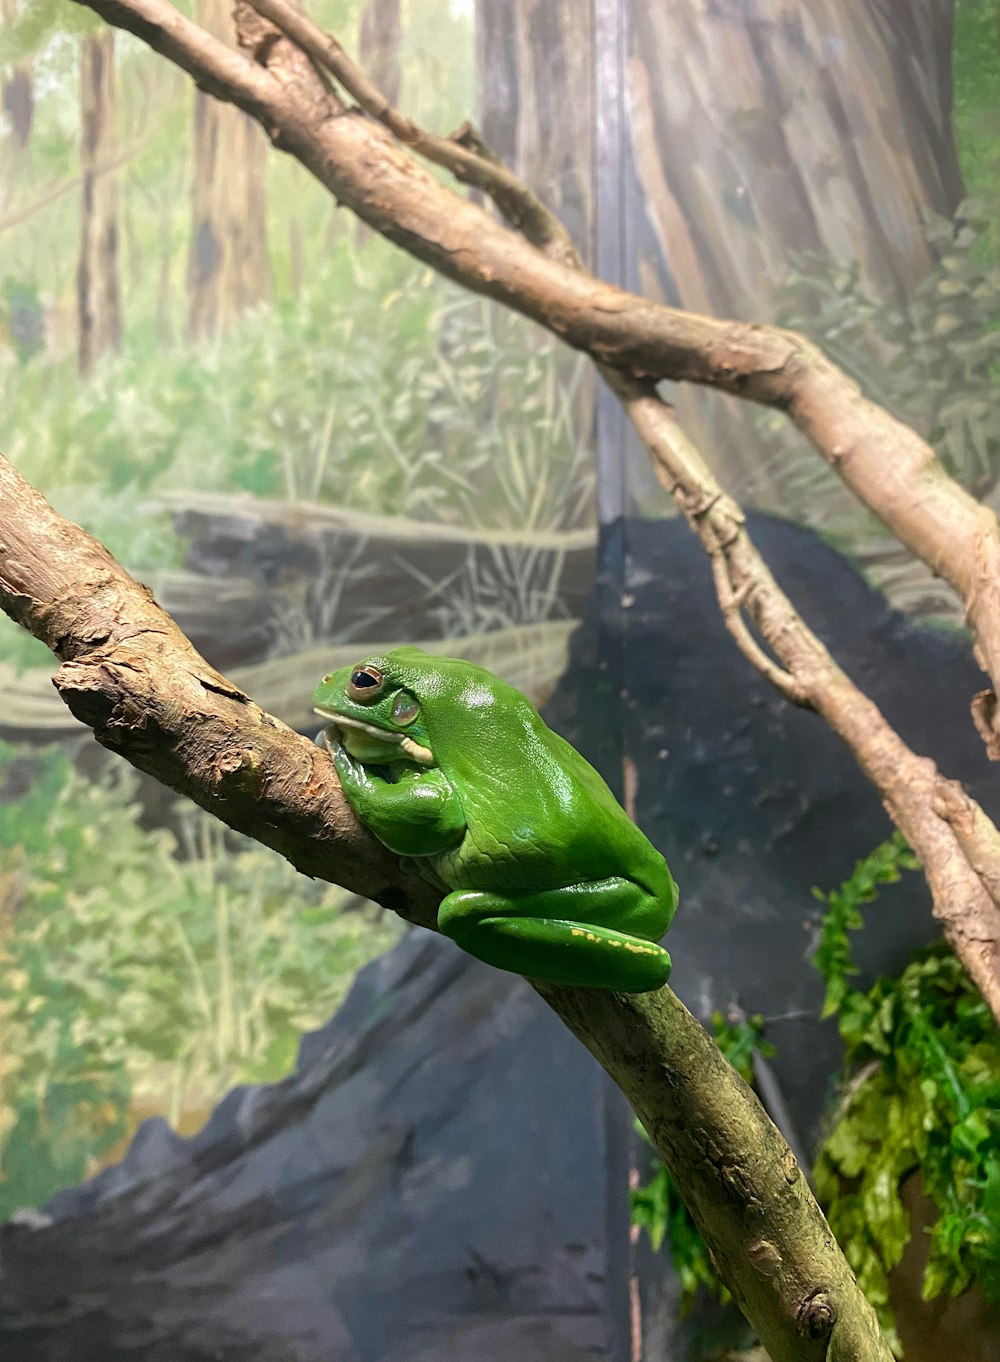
xmin=0 ymin=3 xmax=998 ymax=1360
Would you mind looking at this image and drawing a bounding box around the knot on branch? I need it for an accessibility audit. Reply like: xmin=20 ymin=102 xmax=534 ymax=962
xmin=235 ymin=1 xmax=280 ymax=60
xmin=796 ymin=1288 xmax=837 ymax=1340
xmin=971 ymin=688 xmax=1000 ymax=761
xmin=448 ymin=120 xmax=502 ymax=166
xmin=748 ymin=1238 xmax=781 ymax=1277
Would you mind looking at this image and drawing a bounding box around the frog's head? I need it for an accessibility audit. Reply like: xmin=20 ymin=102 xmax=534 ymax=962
xmin=313 ymin=647 xmax=476 ymax=768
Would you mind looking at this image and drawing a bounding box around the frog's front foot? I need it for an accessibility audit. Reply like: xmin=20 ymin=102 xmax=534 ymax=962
xmin=437 ymin=883 xmax=672 ymax=992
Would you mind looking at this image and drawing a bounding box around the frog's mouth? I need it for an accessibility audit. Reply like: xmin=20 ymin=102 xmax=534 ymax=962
xmin=314 ymin=707 xmax=435 ymax=767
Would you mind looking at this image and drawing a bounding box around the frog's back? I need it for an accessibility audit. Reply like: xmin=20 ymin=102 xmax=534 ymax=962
xmin=429 ymin=678 xmax=669 ymax=900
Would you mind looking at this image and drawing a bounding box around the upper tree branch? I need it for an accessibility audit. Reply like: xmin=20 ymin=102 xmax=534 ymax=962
xmin=242 ymin=0 xmax=581 ymax=268
xmin=75 ymin=0 xmax=1000 ymax=759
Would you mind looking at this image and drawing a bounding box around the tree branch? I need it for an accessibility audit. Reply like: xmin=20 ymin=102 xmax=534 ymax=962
xmin=73 ymin=0 xmax=1000 ymax=759
xmin=0 ymin=450 xmax=891 ymax=1361
xmin=607 ymin=378 xmax=1000 ymax=1019
xmin=240 ymin=0 xmax=581 ymax=268
xmin=0 ymin=455 xmax=439 ymax=931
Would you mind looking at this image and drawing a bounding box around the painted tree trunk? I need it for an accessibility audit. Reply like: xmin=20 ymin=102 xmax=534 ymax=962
xmin=77 ymin=29 xmax=122 ymax=378
xmin=1 ymin=0 xmax=33 ymax=225
xmin=627 ymin=0 xmax=962 ymax=318
xmin=186 ymin=0 xmax=273 ymax=339
xmin=356 ymin=0 xmax=401 ymax=247
xmin=475 ymin=0 xmax=967 ymax=551
xmin=474 ymin=0 xmax=597 ymax=534
xmin=359 ymin=0 xmax=401 ymax=108
xmin=624 ymin=0 xmax=965 ymax=513
xmin=475 ymin=0 xmax=595 ymax=266
xmin=1 ymin=0 xmax=33 ymax=157
xmin=1 ymin=61 xmax=31 ymax=152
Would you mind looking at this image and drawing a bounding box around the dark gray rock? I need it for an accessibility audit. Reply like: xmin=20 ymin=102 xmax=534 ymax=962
xmin=0 ymin=930 xmax=628 ymax=1362
xmin=574 ymin=514 xmax=994 ymax=1146
xmin=550 ymin=513 xmax=995 ymax=1362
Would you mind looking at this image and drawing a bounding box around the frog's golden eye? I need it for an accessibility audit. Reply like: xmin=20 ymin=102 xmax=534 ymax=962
xmin=392 ymin=693 xmax=420 ymax=726
xmin=348 ymin=665 xmax=385 ymax=702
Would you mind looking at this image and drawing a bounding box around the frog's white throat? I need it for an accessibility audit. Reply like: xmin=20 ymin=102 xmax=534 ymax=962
xmin=314 ymin=707 xmax=435 ymax=767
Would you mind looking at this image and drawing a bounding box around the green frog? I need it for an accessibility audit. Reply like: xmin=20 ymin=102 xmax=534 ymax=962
xmin=313 ymin=647 xmax=677 ymax=991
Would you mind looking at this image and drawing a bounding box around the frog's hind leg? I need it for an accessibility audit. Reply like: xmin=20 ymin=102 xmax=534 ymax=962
xmin=437 ymin=883 xmax=672 ymax=992
xmin=454 ymin=875 xmax=672 ymax=942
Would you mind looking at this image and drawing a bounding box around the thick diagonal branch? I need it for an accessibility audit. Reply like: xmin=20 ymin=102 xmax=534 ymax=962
xmin=0 ymin=452 xmax=891 ymax=1362
xmin=73 ymin=0 xmax=1000 ymax=757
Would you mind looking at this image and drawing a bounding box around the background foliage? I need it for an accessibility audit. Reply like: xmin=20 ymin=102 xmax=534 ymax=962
xmin=0 ymin=741 xmax=403 ymax=1217
xmin=631 ymin=835 xmax=1000 ymax=1355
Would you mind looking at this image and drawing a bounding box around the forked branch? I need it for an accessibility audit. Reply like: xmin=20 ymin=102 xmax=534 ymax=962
xmin=79 ymin=0 xmax=1000 ymax=757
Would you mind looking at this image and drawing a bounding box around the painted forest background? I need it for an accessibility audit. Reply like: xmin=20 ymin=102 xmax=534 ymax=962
xmin=1 ymin=0 xmax=999 ymax=1226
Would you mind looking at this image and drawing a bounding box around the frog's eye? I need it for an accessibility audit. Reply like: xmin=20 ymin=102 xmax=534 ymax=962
xmin=348 ymin=665 xmax=385 ymax=702
xmin=392 ymin=693 xmax=420 ymax=726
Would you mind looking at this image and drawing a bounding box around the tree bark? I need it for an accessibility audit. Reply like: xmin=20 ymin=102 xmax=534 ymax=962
xmin=77 ymin=28 xmax=122 ymax=377
xmin=187 ymin=0 xmax=273 ymax=339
